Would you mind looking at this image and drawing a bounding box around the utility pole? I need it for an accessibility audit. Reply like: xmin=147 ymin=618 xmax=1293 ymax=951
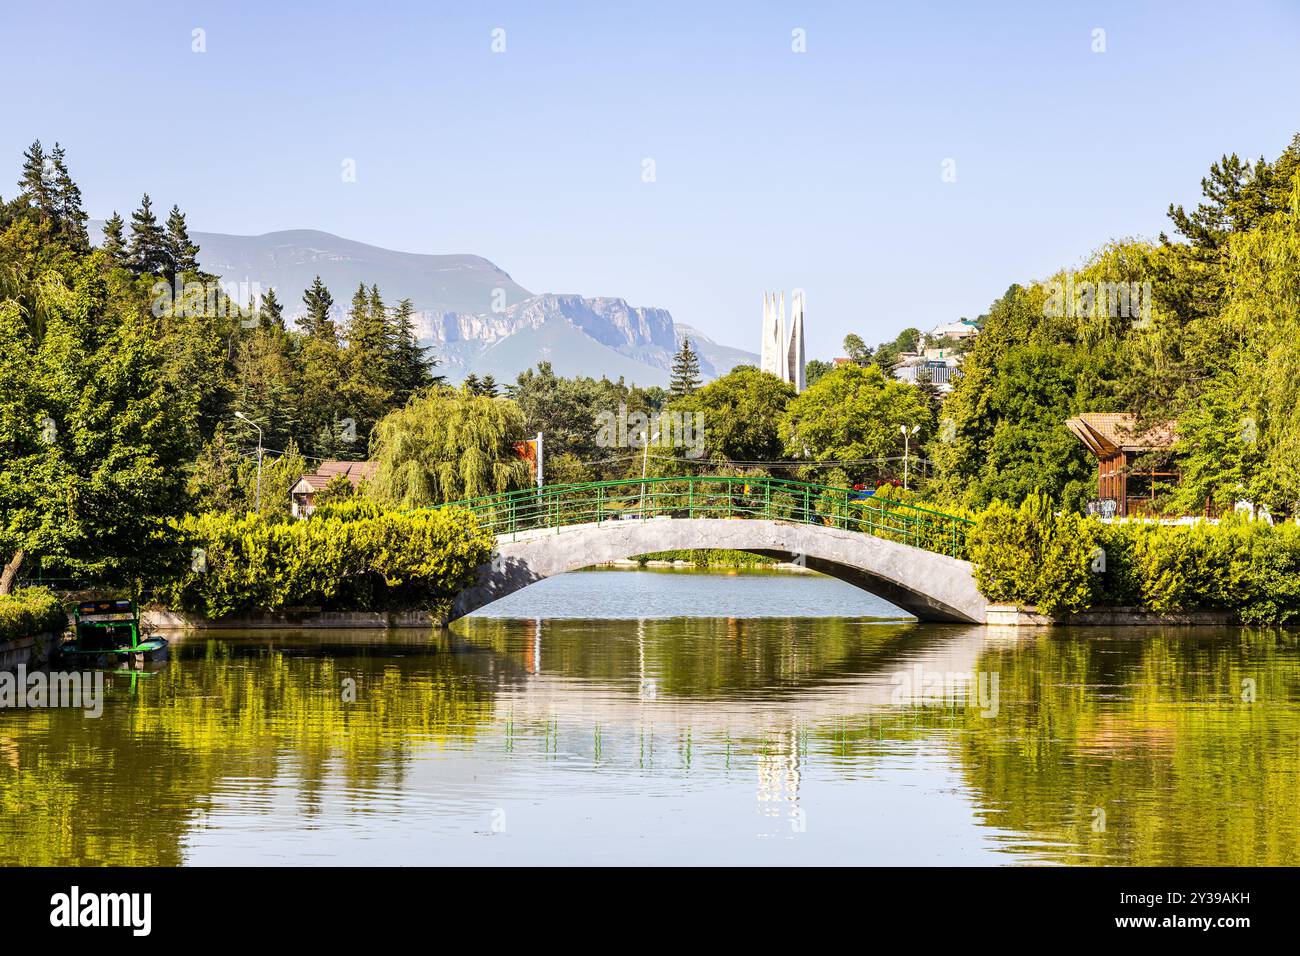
xmin=235 ymin=411 xmax=265 ymax=512
xmin=898 ymin=423 xmax=920 ymax=490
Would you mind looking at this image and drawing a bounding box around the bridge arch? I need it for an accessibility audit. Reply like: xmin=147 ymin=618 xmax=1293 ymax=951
xmin=447 ymin=518 xmax=988 ymax=624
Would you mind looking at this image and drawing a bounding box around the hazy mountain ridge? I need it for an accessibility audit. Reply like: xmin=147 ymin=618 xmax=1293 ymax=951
xmin=91 ymin=222 xmax=757 ymax=385
xmin=191 ymin=228 xmax=534 ymax=317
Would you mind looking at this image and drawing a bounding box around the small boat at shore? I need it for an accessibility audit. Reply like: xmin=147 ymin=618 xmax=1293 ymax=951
xmin=58 ymin=599 xmax=169 ymax=667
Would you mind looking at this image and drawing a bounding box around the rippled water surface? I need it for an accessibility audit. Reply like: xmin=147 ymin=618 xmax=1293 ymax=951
xmin=3 ymin=569 xmax=1299 ymax=865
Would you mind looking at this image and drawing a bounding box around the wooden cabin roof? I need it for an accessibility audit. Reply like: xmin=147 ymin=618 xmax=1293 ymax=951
xmin=1066 ymin=413 xmax=1176 ymax=458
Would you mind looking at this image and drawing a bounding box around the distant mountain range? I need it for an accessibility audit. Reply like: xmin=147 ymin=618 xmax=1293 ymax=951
xmin=96 ymin=223 xmax=757 ymax=386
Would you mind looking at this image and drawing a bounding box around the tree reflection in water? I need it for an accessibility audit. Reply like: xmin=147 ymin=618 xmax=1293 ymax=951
xmin=2 ymin=616 xmax=1297 ymax=865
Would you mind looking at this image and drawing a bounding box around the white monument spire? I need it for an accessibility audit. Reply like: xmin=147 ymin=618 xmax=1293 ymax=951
xmin=760 ymin=291 xmax=785 ymax=379
xmin=759 ymin=289 xmax=806 ymax=393
xmin=778 ymin=291 xmax=788 ymax=384
xmin=787 ymin=290 xmax=805 ymax=393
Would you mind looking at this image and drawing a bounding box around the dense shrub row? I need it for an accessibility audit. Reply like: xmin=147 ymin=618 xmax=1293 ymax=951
xmin=0 ymin=587 xmax=67 ymax=642
xmin=155 ymin=501 xmax=493 ymax=619
xmin=969 ymin=492 xmax=1300 ymax=622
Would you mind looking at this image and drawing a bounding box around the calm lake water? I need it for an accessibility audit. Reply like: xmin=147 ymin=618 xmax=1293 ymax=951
xmin=3 ymin=568 xmax=1299 ymax=866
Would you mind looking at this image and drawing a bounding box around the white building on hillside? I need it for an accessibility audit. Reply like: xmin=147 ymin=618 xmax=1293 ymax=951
xmin=892 ymin=353 xmax=963 ymax=393
xmin=928 ymin=319 xmax=980 ymax=341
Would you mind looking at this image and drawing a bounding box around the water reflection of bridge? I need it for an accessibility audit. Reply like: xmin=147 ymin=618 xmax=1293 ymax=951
xmin=478 ymin=621 xmax=1011 ymax=837
xmin=481 ymin=621 xmax=1001 ymax=734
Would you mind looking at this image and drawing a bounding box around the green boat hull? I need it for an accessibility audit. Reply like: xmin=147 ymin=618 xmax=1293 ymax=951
xmin=58 ymin=637 xmax=169 ymax=666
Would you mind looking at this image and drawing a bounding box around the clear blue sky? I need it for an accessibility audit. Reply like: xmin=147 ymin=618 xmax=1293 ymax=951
xmin=4 ymin=0 xmax=1299 ymax=357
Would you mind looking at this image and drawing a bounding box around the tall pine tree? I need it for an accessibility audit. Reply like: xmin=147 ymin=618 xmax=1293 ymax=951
xmin=389 ymin=296 xmax=436 ymax=404
xmin=17 ymin=140 xmax=53 ymax=218
xmin=49 ymin=143 xmax=88 ymax=250
xmin=100 ymin=212 xmax=126 ymax=262
xmin=342 ymin=283 xmax=393 ymax=445
xmin=670 ymin=337 xmax=702 ymax=396
xmin=128 ymin=193 xmax=168 ymax=275
xmin=164 ymin=204 xmax=199 ymax=278
xmin=296 ymin=277 xmax=346 ymax=457
xmin=301 ymin=275 xmax=337 ymax=342
xmin=345 ymin=283 xmax=385 ymax=357
xmin=257 ymin=288 xmax=286 ymax=330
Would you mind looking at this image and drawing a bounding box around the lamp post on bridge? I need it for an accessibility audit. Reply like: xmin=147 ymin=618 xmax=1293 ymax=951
xmin=640 ymin=426 xmax=660 ymax=517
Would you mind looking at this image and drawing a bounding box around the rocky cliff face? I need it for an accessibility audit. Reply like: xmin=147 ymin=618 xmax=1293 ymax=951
xmin=422 ymin=294 xmax=677 ymax=352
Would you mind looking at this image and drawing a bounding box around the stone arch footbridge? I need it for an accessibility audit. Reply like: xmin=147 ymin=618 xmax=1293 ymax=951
xmin=435 ymin=476 xmax=987 ymax=624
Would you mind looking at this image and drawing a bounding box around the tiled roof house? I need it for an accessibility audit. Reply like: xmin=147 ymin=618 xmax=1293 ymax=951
xmin=289 ymin=461 xmax=378 ymax=518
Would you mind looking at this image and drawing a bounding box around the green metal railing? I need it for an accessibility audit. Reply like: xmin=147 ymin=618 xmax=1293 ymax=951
xmin=432 ymin=476 xmax=972 ymax=559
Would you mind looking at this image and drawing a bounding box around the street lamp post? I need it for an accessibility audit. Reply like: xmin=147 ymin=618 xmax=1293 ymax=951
xmin=535 ymin=431 xmax=544 ymax=490
xmin=640 ymin=426 xmax=660 ymax=517
xmin=235 ymin=411 xmax=264 ymax=512
xmin=898 ymin=423 xmax=921 ymax=490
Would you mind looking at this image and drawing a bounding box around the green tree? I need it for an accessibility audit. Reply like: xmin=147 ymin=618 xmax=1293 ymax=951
xmin=669 ymin=366 xmax=794 ymax=465
xmin=17 ymin=141 xmax=53 ymax=219
xmin=0 ymin=253 xmax=189 ymax=592
xmin=164 ymin=204 xmax=199 ymax=278
xmin=780 ymin=363 xmax=933 ymax=485
xmin=301 ymin=275 xmax=336 ymax=342
xmin=389 ymin=296 xmax=435 ymax=403
xmin=257 ymin=287 xmax=285 ymax=330
xmin=1168 ymin=172 xmax=1300 ymax=514
xmin=342 ymin=282 xmax=393 ymax=441
xmin=669 ymin=337 xmax=702 ymax=396
xmin=929 ymin=271 xmax=1131 ymax=511
xmin=842 ymin=333 xmax=871 ymax=365
xmin=128 ymin=193 xmax=168 ymax=276
xmin=48 ymin=144 xmax=88 ymax=250
xmin=231 ymin=296 xmax=298 ymax=450
xmin=870 ymin=327 xmax=921 ymax=371
xmin=370 ymin=386 xmax=531 ymax=506
xmin=312 ymin=472 xmax=357 ymax=508
xmin=186 ymin=427 xmax=250 ymax=515
xmin=100 ymin=212 xmax=126 ymax=263
xmin=508 ymin=362 xmax=644 ymax=476
xmin=14 ymin=141 xmax=87 ymax=252
xmin=805 ymin=358 xmax=833 ymax=387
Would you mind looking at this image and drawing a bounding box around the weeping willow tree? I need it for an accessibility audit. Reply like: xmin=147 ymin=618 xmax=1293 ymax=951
xmin=369 ymin=385 xmax=531 ymax=506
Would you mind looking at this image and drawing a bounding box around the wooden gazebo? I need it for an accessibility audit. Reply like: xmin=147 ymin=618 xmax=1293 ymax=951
xmin=1065 ymin=413 xmax=1177 ymax=517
